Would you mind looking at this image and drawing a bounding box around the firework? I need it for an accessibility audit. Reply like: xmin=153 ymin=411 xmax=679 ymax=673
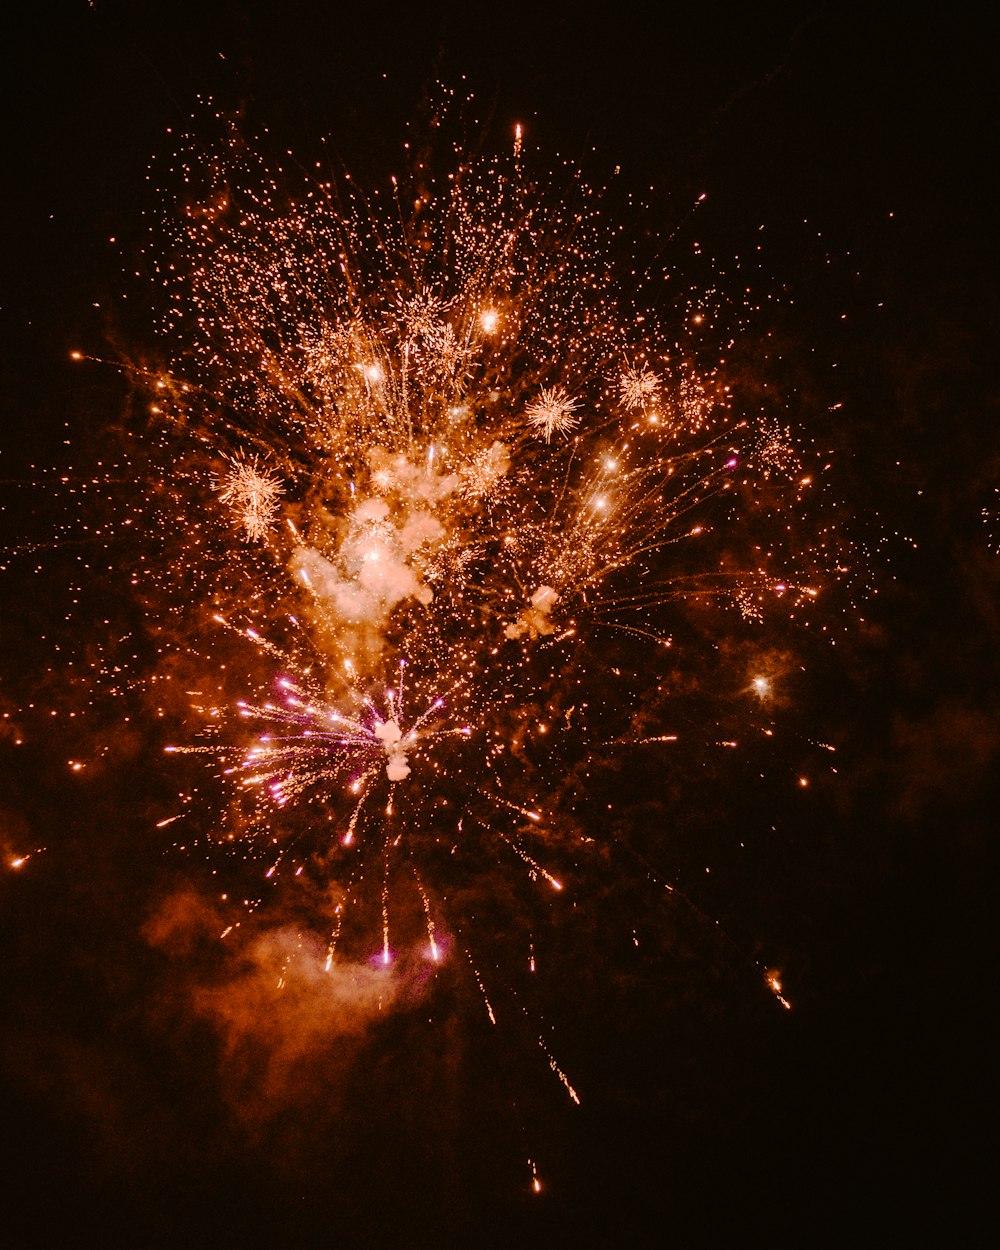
xmin=217 ymin=454 xmax=284 ymax=541
xmin=43 ymin=107 xmax=855 ymax=1129
xmin=523 ymin=387 xmax=581 ymax=442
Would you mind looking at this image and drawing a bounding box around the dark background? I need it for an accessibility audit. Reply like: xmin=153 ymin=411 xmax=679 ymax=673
xmin=1 ymin=4 xmax=996 ymax=1247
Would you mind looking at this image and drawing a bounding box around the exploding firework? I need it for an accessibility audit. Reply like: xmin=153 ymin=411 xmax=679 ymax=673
xmin=26 ymin=103 xmax=857 ymax=1145
xmin=217 ymin=454 xmax=284 ymax=542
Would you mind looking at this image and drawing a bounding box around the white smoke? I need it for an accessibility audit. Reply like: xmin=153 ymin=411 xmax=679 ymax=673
xmin=290 ymin=494 xmax=442 ymax=633
xmin=288 ymin=444 xmax=514 ymax=669
xmin=373 ymin=717 xmax=411 ymax=780
xmin=505 ymin=585 xmax=560 ymax=640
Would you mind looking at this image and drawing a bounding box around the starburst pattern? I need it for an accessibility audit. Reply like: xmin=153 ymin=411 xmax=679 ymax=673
xmin=619 ymin=365 xmax=660 ymax=411
xmin=133 ymin=116 xmax=851 ymax=1007
xmin=523 ymin=387 xmax=581 ymax=441
xmin=18 ymin=109 xmax=862 ymax=1130
xmin=217 ymin=455 xmax=284 ymax=541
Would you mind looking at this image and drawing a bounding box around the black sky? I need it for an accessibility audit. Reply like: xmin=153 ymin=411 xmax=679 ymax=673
xmin=1 ymin=4 xmax=997 ymax=1248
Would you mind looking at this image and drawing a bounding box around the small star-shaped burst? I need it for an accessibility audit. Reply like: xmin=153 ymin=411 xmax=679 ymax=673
xmin=459 ymin=440 xmax=510 ymax=499
xmin=399 ymin=288 xmax=469 ymax=382
xmin=524 ymin=387 xmax=580 ymax=442
xmin=618 ymin=365 xmax=659 ymax=411
xmin=399 ymin=288 xmax=447 ymax=340
xmin=218 ymin=455 xmax=284 ymax=542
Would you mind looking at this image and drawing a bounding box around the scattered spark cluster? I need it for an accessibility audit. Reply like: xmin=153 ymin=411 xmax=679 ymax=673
xmin=5 ymin=103 xmax=864 ymax=1163
xmin=982 ymin=488 xmax=1000 ymax=554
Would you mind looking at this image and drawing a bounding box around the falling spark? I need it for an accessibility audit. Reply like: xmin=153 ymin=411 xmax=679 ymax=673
xmin=765 ymin=969 xmax=792 ymax=1011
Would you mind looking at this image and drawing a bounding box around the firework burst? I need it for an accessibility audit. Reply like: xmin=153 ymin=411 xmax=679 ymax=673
xmin=217 ymin=454 xmax=284 ymax=541
xmin=34 ymin=105 xmax=857 ymax=1138
xmin=523 ymin=386 xmax=581 ymax=441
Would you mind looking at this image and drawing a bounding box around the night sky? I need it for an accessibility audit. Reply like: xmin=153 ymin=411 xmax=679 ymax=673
xmin=1 ymin=5 xmax=996 ymax=1247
